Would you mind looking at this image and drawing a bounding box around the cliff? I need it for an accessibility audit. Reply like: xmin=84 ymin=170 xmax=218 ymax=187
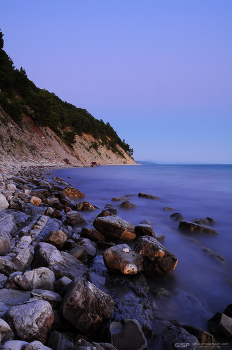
xmin=0 ymin=109 xmax=136 ymax=172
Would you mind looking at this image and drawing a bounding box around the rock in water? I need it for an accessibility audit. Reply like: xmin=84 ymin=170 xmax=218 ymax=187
xmin=62 ymin=186 xmax=85 ymax=198
xmin=207 ymin=312 xmax=232 ymax=338
xmin=179 ymin=220 xmax=218 ymax=235
xmin=62 ymin=279 xmax=115 ymax=335
xmin=134 ymin=224 xmax=155 ymax=237
xmin=138 ymin=192 xmax=159 ymax=200
xmin=134 ymin=236 xmax=178 ymax=278
xmin=93 ymin=215 xmax=136 ymax=241
xmin=6 ymin=300 xmax=54 ymax=343
xmin=103 ymin=244 xmax=143 ymax=275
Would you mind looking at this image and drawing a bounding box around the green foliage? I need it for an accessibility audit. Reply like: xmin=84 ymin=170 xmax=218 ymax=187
xmin=0 ymin=29 xmax=133 ymax=157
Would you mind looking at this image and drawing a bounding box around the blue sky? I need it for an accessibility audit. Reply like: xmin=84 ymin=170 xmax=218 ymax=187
xmin=1 ymin=0 xmax=231 ymax=163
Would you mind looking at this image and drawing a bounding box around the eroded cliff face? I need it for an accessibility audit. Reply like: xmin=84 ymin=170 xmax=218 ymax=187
xmin=0 ymin=110 xmax=136 ymax=170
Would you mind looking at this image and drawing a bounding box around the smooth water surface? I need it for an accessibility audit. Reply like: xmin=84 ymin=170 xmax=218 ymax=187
xmin=53 ymin=164 xmax=232 ymax=330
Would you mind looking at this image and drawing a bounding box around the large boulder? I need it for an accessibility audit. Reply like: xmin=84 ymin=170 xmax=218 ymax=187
xmin=47 ymin=230 xmax=67 ymax=249
xmin=66 ymin=211 xmax=86 ymax=226
xmin=0 ymin=193 xmax=9 ymax=209
xmin=103 ymin=244 xmax=144 ymax=275
xmin=76 ymin=201 xmax=95 ymax=211
xmin=134 ymin=224 xmax=155 ymax=238
xmin=6 ymin=300 xmax=54 ymax=343
xmin=93 ymin=216 xmax=136 ymax=241
xmin=32 ymin=242 xmax=88 ymax=280
xmin=134 ymin=236 xmax=178 ymax=278
xmin=24 ymin=267 xmax=55 ymax=291
xmin=62 ymin=186 xmax=85 ymax=198
xmin=110 ymin=319 xmax=147 ymax=350
xmin=47 ymin=331 xmax=74 ymax=350
xmin=207 ymin=312 xmax=232 ymax=338
xmin=179 ymin=221 xmax=218 ymax=235
xmin=62 ymin=279 xmax=115 ymax=334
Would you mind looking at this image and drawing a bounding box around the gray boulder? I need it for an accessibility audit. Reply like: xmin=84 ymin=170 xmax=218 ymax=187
xmin=103 ymin=244 xmax=143 ymax=275
xmin=6 ymin=300 xmax=54 ymax=343
xmin=62 ymin=279 xmax=115 ymax=334
xmin=66 ymin=211 xmax=86 ymax=225
xmin=93 ymin=215 xmax=136 ymax=241
xmin=0 ymin=317 xmax=14 ymax=344
xmin=134 ymin=236 xmax=178 ymax=278
xmin=179 ymin=221 xmax=218 ymax=234
xmin=30 ymin=289 xmax=63 ymax=308
xmin=207 ymin=312 xmax=232 ymax=338
xmin=24 ymin=267 xmax=55 ymax=291
xmin=0 ymin=194 xmax=9 ymax=209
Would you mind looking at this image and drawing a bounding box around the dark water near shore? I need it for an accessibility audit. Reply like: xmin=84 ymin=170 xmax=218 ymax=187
xmin=53 ymin=163 xmax=232 ymax=333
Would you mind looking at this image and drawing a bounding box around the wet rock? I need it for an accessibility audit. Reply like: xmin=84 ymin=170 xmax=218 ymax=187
xmin=32 ymin=242 xmax=88 ymax=280
xmin=30 ymin=189 xmax=50 ymax=199
xmin=44 ymin=207 xmax=54 ymax=217
xmin=179 ymin=220 xmax=218 ymax=234
xmin=152 ymin=287 xmax=172 ymax=298
xmin=12 ymin=246 xmax=34 ymax=272
xmin=202 ymin=248 xmax=226 ymax=266
xmin=69 ymin=246 xmax=87 ymax=264
xmin=54 ymin=276 xmax=72 ymax=297
xmin=111 ymin=197 xmax=127 ymax=202
xmin=8 ymin=198 xmax=25 ymax=210
xmin=0 ymin=193 xmax=9 ymax=209
xmin=224 ymin=304 xmax=232 ymax=317
xmin=62 ymin=186 xmax=85 ymax=198
xmin=105 ymin=272 xmax=149 ymax=297
xmin=24 ymin=267 xmax=55 ymax=291
xmin=97 ymin=210 xmax=114 ymax=218
xmin=98 ymin=241 xmax=115 ymax=249
xmin=47 ymin=330 xmax=74 ymax=350
xmin=103 ymin=244 xmax=143 ymax=275
xmin=46 ymin=196 xmax=59 ymax=206
xmin=76 ymin=201 xmax=95 ymax=211
xmin=0 ymin=212 xmax=17 ymax=255
xmin=69 ymin=339 xmax=116 ymax=350
xmin=207 ymin=312 xmax=232 ymax=338
xmin=7 ymin=183 xmax=17 ymax=192
xmin=104 ymin=205 xmax=118 ymax=215
xmin=52 ymin=202 xmax=64 ymax=211
xmin=151 ymin=318 xmax=199 ymax=349
xmin=13 ymin=273 xmax=33 ymax=291
xmin=182 ymin=325 xmax=220 ymax=349
xmin=0 ymin=258 xmax=17 ymax=276
xmin=6 ymin=300 xmax=54 ymax=343
xmin=3 ymin=340 xmax=29 ymax=349
xmin=66 ymin=211 xmax=86 ymax=226
xmin=0 ymin=273 xmax=8 ymax=288
xmin=93 ymin=216 xmax=136 ymax=241
xmin=24 ymin=340 xmax=52 ymax=349
xmin=192 ymin=217 xmax=216 ymax=225
xmin=134 ymin=236 xmax=178 ymax=278
xmin=75 ymin=238 xmax=97 ymax=260
xmin=30 ymin=196 xmax=42 ymax=206
xmin=48 ymin=230 xmax=67 ymax=249
xmin=170 ymin=212 xmax=184 ymax=221
xmin=81 ymin=227 xmax=105 ymax=242
xmin=134 ymin=224 xmax=155 ymax=238
xmin=0 ymin=317 xmax=14 ymax=344
xmin=138 ymin=192 xmax=159 ymax=200
xmin=110 ymin=319 xmax=147 ymax=350
xmin=30 ymin=289 xmax=63 ymax=308
xmin=51 ymin=210 xmax=62 ymax=220
xmin=119 ymin=200 xmax=136 ymax=209
xmin=62 ymin=279 xmax=115 ymax=334
xmin=18 ymin=191 xmax=31 ymax=202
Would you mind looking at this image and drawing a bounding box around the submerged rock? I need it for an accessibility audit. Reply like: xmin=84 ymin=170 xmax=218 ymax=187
xmin=103 ymin=244 xmax=143 ymax=275
xmin=170 ymin=212 xmax=184 ymax=221
xmin=119 ymin=200 xmax=136 ymax=209
xmin=192 ymin=217 xmax=216 ymax=225
xmin=93 ymin=215 xmax=136 ymax=241
xmin=138 ymin=192 xmax=159 ymax=200
xmin=179 ymin=220 xmax=218 ymax=234
xmin=134 ymin=224 xmax=155 ymax=238
xmin=134 ymin=236 xmax=178 ymax=278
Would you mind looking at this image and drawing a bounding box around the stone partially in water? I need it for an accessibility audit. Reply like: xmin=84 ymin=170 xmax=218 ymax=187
xmin=179 ymin=220 xmax=218 ymax=235
xmin=138 ymin=192 xmax=159 ymax=200
xmin=134 ymin=236 xmax=178 ymax=278
xmin=207 ymin=312 xmax=232 ymax=338
xmin=103 ymin=244 xmax=144 ymax=275
xmin=134 ymin=224 xmax=155 ymax=238
xmin=170 ymin=212 xmax=184 ymax=221
xmin=93 ymin=216 xmax=136 ymax=241
xmin=62 ymin=186 xmax=85 ymax=198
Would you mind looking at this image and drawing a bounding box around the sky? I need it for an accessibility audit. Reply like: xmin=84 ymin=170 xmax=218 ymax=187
xmin=0 ymin=0 xmax=231 ymax=163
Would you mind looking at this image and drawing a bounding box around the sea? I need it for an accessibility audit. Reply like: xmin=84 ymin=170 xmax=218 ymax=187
xmin=52 ymin=163 xmax=232 ymax=334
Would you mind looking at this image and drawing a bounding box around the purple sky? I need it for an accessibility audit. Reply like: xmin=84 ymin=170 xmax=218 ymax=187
xmin=1 ymin=1 xmax=231 ymax=163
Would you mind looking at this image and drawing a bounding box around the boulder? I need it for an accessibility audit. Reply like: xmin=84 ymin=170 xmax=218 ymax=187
xmin=32 ymin=242 xmax=88 ymax=280
xmin=0 ymin=193 xmax=9 ymax=209
xmin=30 ymin=289 xmax=63 ymax=308
xmin=80 ymin=227 xmax=105 ymax=242
xmin=104 ymin=205 xmax=118 ymax=215
xmin=69 ymin=246 xmax=87 ymax=264
xmin=30 ymin=196 xmax=42 ymax=207
xmin=24 ymin=340 xmax=53 ymax=349
xmin=93 ymin=216 xmax=136 ymax=241
xmin=48 ymin=230 xmax=67 ymax=249
xmin=119 ymin=200 xmax=136 ymax=209
xmin=75 ymin=238 xmax=97 ymax=260
xmin=69 ymin=339 xmax=117 ymax=350
xmin=192 ymin=217 xmax=216 ymax=225
xmin=179 ymin=220 xmax=218 ymax=234
xmin=12 ymin=246 xmax=34 ymax=272
xmin=51 ymin=210 xmax=63 ymax=220
xmin=170 ymin=212 xmax=184 ymax=221
xmin=47 ymin=331 xmax=74 ymax=350
xmin=138 ymin=192 xmax=159 ymax=200
xmin=0 ymin=258 xmax=17 ymax=276
xmin=76 ymin=201 xmax=95 ymax=211
xmin=182 ymin=325 xmax=220 ymax=348
xmin=0 ymin=317 xmax=14 ymax=344
xmin=54 ymin=276 xmax=72 ymax=297
xmin=66 ymin=211 xmax=86 ymax=226
xmin=8 ymin=198 xmax=25 ymax=210
xmin=207 ymin=312 xmax=232 ymax=338
xmin=97 ymin=210 xmax=114 ymax=218
xmin=30 ymin=189 xmax=50 ymax=199
xmin=0 ymin=212 xmax=17 ymax=255
xmin=62 ymin=186 xmax=85 ymax=198
xmin=6 ymin=183 xmax=17 ymax=192
xmin=110 ymin=319 xmax=147 ymax=350
xmin=24 ymin=267 xmax=55 ymax=291
xmin=134 ymin=236 xmax=178 ymax=278
xmin=6 ymin=300 xmax=54 ymax=343
xmin=62 ymin=279 xmax=115 ymax=334
xmin=3 ymin=340 xmax=29 ymax=350
xmin=134 ymin=224 xmax=155 ymax=238
xmin=111 ymin=197 xmax=127 ymax=202
xmin=103 ymin=244 xmax=143 ymax=275
xmin=0 ymin=273 xmax=8 ymax=288
xmin=13 ymin=273 xmax=32 ymax=291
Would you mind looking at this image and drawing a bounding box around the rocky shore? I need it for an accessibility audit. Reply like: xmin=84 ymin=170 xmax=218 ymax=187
xmin=0 ymin=164 xmax=230 ymax=350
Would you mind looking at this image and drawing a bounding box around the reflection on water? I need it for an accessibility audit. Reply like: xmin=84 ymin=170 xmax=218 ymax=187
xmin=53 ymin=164 xmax=232 ymax=331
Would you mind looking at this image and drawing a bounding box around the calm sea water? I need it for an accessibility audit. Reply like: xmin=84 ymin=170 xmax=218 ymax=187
xmin=52 ymin=163 xmax=232 ymax=331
